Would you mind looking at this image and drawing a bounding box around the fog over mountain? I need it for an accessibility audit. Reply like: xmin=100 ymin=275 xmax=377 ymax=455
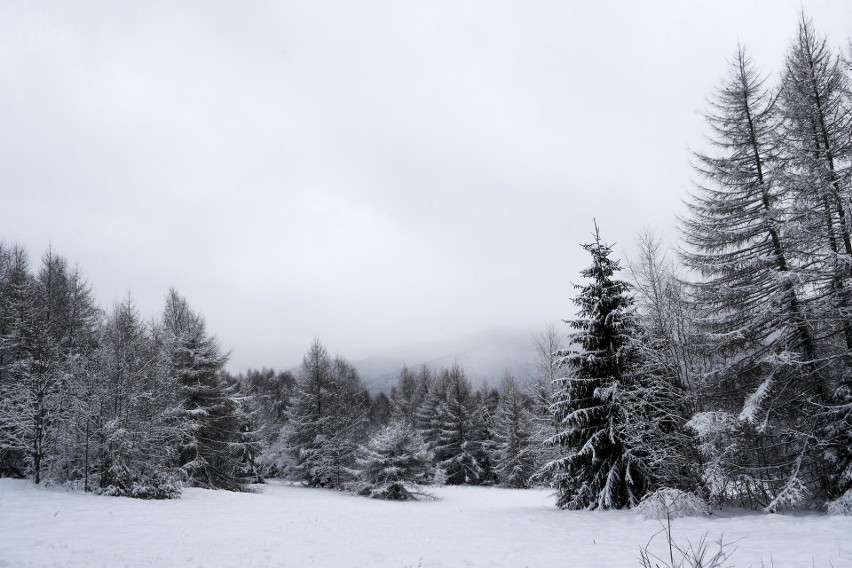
xmin=348 ymin=328 xmax=542 ymax=394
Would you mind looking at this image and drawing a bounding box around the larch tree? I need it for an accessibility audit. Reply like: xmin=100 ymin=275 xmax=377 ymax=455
xmin=0 ymin=245 xmax=37 ymax=479
xmin=529 ymin=322 xmax=564 ymax=480
xmin=778 ymin=18 xmax=852 ymax=503
xmin=779 ymin=14 xmax=852 ymax=356
xmin=626 ymin=231 xmax=702 ymax=493
xmin=286 ymin=340 xmax=368 ymax=489
xmin=78 ymin=296 xmax=181 ymax=497
xmin=682 ymin=40 xmax=839 ymax=509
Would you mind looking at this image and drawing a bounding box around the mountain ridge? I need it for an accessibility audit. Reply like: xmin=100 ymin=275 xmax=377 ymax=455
xmin=350 ymin=328 xmax=539 ymax=394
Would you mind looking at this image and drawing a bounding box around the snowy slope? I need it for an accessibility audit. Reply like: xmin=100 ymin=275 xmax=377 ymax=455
xmin=1 ymin=479 xmax=850 ymax=568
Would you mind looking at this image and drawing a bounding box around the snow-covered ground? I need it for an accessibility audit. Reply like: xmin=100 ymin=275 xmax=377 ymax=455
xmin=1 ymin=479 xmax=850 ymax=567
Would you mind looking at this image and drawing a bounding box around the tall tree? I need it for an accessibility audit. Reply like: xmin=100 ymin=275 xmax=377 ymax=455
xmin=161 ymin=289 xmax=253 ymax=491
xmin=541 ymin=223 xmax=648 ymax=510
xmin=0 ymin=245 xmax=37 ymax=479
xmin=87 ymin=296 xmax=181 ymax=497
xmin=627 ymin=231 xmax=703 ymax=493
xmin=528 ymin=323 xmax=564 ymax=480
xmin=683 ymin=45 xmax=818 ymax=385
xmin=492 ymin=374 xmax=536 ymax=488
xmin=682 ymin=39 xmax=841 ymax=509
xmin=779 ymin=14 xmax=852 ymax=354
xmin=286 ymin=340 xmax=367 ymax=489
xmin=434 ymin=365 xmax=484 ymax=485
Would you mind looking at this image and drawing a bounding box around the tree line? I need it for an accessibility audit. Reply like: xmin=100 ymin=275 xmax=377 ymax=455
xmin=0 ymin=245 xmax=256 ymax=497
xmin=0 ymin=243 xmax=555 ymax=498
xmin=543 ymin=14 xmax=851 ymax=513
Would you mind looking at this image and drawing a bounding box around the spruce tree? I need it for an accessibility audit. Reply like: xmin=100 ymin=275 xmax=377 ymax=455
xmin=434 ymin=365 xmax=483 ymax=485
xmin=351 ymin=420 xmax=431 ymax=500
xmin=493 ymin=374 xmax=536 ymax=488
xmin=414 ymin=368 xmax=443 ymax=457
xmin=541 ymin=223 xmax=649 ymax=510
xmin=162 ymin=289 xmax=253 ymax=492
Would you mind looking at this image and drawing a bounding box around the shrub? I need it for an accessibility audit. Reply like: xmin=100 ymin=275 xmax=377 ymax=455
xmin=826 ymin=489 xmax=852 ymax=516
xmin=635 ymin=488 xmax=710 ymax=520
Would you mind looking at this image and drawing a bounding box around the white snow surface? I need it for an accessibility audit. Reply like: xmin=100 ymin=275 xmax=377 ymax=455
xmin=1 ymin=479 xmax=850 ymax=567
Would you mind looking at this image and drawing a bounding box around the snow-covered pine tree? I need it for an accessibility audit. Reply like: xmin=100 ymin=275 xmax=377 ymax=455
xmin=241 ymin=368 xmax=296 ymax=479
xmin=1 ymin=249 xmax=79 ymax=485
xmin=390 ymin=365 xmax=426 ymax=425
xmin=0 ymin=244 xmax=36 ymax=479
xmin=161 ymin=289 xmax=253 ymax=492
xmin=778 ymin=21 xmax=852 ymax=505
xmin=470 ymin=387 xmax=499 ymax=486
xmin=53 ymin=265 xmax=101 ymax=486
xmin=351 ymin=419 xmax=431 ymax=500
xmin=287 ymin=339 xmax=335 ymax=486
xmin=541 ymin=222 xmax=649 ymax=510
xmin=87 ymin=296 xmax=181 ymax=498
xmin=324 ymin=355 xmax=369 ymax=489
xmin=683 ymin=44 xmax=817 ymax=382
xmin=286 ymin=340 xmax=368 ymax=489
xmin=683 ymin=40 xmax=834 ymax=509
xmin=779 ymin=14 xmax=852 ymax=354
xmin=822 ymin=370 xmax=852 ymax=500
xmin=434 ymin=365 xmax=484 ymax=485
xmin=414 ymin=367 xmax=443 ymax=456
xmin=492 ymin=374 xmax=536 ymax=488
xmin=369 ymin=392 xmax=392 ymax=428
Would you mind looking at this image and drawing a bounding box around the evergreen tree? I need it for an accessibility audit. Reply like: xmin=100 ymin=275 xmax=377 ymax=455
xmin=434 ymin=365 xmax=484 ymax=485
xmin=822 ymin=371 xmax=852 ymax=500
xmin=162 ymin=289 xmax=253 ymax=492
xmin=471 ymin=387 xmax=499 ymax=486
xmin=682 ymin=35 xmax=844 ymax=508
xmin=286 ymin=340 xmax=368 ymax=489
xmin=369 ymin=392 xmax=392 ymax=429
xmin=493 ymin=374 xmax=536 ymax=488
xmin=389 ymin=365 xmax=425 ymax=425
xmin=414 ymin=367 xmax=443 ymax=457
xmin=541 ymin=223 xmax=649 ymax=510
xmin=0 ymin=245 xmax=37 ymax=479
xmin=351 ymin=420 xmax=431 ymax=500
xmin=88 ymin=297 xmax=181 ymax=498
xmin=683 ymin=44 xmax=817 ymax=381
xmin=240 ymin=368 xmax=296 ymax=479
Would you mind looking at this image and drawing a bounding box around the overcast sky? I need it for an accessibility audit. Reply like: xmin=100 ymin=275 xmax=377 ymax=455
xmin=1 ymin=1 xmax=850 ymax=371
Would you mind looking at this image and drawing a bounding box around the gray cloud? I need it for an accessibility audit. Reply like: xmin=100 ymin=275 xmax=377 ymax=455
xmin=2 ymin=0 xmax=850 ymax=370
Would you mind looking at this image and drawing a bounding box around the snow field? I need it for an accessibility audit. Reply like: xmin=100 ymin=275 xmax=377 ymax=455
xmin=1 ymin=479 xmax=850 ymax=567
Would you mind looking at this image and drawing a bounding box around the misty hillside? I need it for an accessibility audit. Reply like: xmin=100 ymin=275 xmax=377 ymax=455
xmin=351 ymin=328 xmax=540 ymax=394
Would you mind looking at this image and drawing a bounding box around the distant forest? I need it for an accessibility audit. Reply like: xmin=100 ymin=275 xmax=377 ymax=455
xmin=0 ymin=14 xmax=849 ymax=513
